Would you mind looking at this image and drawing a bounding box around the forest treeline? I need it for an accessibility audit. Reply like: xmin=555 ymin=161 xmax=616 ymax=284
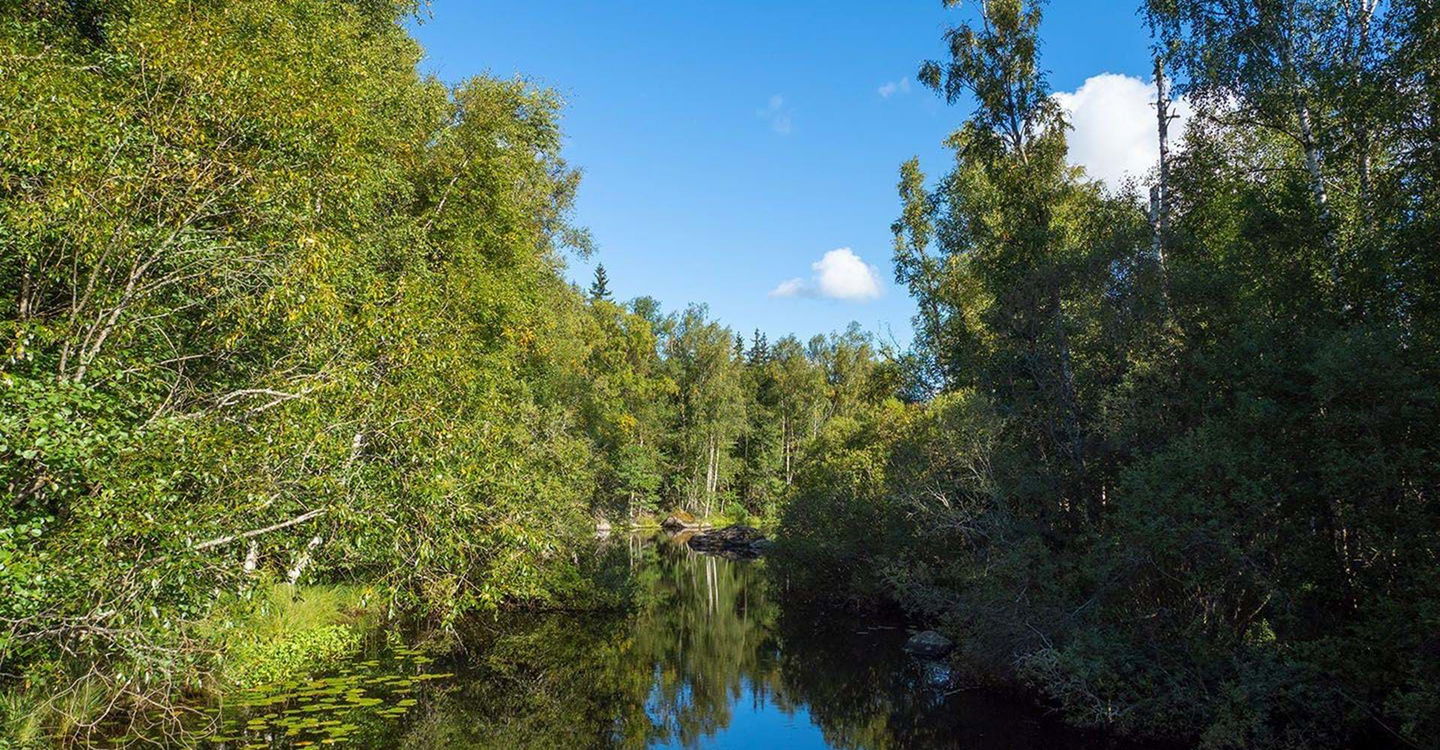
xmin=0 ymin=0 xmax=890 ymax=741
xmin=3 ymin=0 xmax=1439 ymax=747
xmin=778 ymin=0 xmax=1440 ymax=747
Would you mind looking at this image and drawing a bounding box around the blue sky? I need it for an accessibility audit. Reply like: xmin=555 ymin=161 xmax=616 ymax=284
xmin=408 ymin=1 xmax=1163 ymax=346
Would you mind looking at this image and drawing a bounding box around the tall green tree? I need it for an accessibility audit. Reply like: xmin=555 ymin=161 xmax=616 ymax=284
xmin=784 ymin=0 xmax=1440 ymax=745
xmin=589 ymin=263 xmax=613 ymax=301
xmin=1 ymin=2 xmax=604 ymax=732
xmin=663 ymin=306 xmax=747 ymax=517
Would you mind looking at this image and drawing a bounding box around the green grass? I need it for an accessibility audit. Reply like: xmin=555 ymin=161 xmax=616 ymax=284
xmin=0 ymin=688 xmax=46 ymax=748
xmin=1 ymin=583 xmax=388 ymax=747
xmin=0 ymin=675 xmax=111 ymax=749
xmin=615 ymin=509 xmax=779 ymax=532
xmin=208 ymin=583 xmax=380 ymax=689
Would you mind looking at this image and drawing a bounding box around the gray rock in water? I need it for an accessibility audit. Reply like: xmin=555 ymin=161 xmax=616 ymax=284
xmin=903 ymin=630 xmax=955 ymax=659
xmin=661 ymin=512 xmax=700 ymax=531
xmin=687 ymin=524 xmax=767 ymax=558
xmin=749 ymin=538 xmax=776 ymax=554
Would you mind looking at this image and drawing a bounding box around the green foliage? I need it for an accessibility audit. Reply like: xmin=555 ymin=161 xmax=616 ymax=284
xmin=589 ymin=264 xmax=612 ymax=301
xmin=776 ymin=407 xmax=908 ymax=604
xmin=224 ymin=624 xmax=362 ymax=691
xmin=0 ymin=676 xmax=111 ymax=749
xmin=0 ymin=2 xmax=889 ymax=741
xmin=0 ymin=0 xmax=604 ymax=736
xmin=781 ymin=0 xmax=1440 ymax=747
xmin=207 ymin=583 xmax=374 ymax=690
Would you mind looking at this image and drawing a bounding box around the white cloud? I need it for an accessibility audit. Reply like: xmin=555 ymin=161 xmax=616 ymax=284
xmin=878 ymin=77 xmax=911 ymax=98
xmin=769 ymin=278 xmax=807 ymax=298
xmin=757 ymin=94 xmax=793 ymax=135
xmin=769 ymin=248 xmax=883 ymax=302
xmin=1052 ymin=73 xmax=1193 ymax=190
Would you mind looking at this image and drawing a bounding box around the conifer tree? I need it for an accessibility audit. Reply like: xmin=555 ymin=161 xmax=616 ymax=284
xmin=748 ymin=329 xmax=770 ymax=365
xmin=589 ymin=264 xmax=612 ymax=301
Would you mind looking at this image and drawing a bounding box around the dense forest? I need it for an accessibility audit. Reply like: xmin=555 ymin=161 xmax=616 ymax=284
xmin=780 ymin=0 xmax=1440 ymax=747
xmin=2 ymin=0 xmax=1438 ymax=747
xmin=0 ymin=0 xmax=891 ymax=742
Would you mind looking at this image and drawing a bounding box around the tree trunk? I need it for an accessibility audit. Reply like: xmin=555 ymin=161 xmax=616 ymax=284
xmin=1295 ymin=94 xmax=1340 ymax=289
xmin=782 ymin=415 xmax=793 ymax=485
xmin=287 ymin=536 xmax=323 ymax=585
xmin=1151 ymin=54 xmax=1173 ymax=302
xmin=18 ymin=268 xmax=32 ymax=320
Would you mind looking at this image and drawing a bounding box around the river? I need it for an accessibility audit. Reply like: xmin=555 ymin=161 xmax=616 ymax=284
xmin=177 ymin=534 xmax=1159 ymax=748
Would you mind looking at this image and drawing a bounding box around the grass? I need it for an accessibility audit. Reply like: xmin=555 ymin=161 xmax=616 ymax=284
xmin=213 ymin=583 xmax=376 ymax=645
xmin=208 ymin=583 xmax=380 ymax=689
xmin=0 ymin=688 xmax=47 ymax=748
xmin=0 ymin=675 xmax=112 ymax=749
xmin=1 ymin=583 xmax=388 ymax=747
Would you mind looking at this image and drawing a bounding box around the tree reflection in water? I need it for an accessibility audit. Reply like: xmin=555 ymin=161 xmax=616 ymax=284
xmin=396 ymin=536 xmax=1157 ymax=749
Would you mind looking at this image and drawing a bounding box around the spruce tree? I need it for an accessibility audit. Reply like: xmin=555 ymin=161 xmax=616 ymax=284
xmin=589 ymin=264 xmax=612 ymax=301
xmin=749 ymin=329 xmax=770 ymax=365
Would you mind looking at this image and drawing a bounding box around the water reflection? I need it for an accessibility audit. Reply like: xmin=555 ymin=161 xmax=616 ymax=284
xmin=401 ymin=535 xmax=1145 ymax=749
xmin=192 ymin=536 xmax=1153 ymax=748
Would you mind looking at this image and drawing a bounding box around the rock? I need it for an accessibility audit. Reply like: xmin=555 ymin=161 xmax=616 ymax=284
xmin=749 ymin=538 xmax=776 ymax=554
xmin=660 ymin=510 xmax=700 ymax=531
xmin=903 ymin=630 xmax=954 ymax=659
xmin=687 ymin=524 xmax=768 ymax=558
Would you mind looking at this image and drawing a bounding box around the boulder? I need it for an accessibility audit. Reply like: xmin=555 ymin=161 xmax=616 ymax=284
xmin=903 ymin=630 xmax=955 ymax=659
xmin=687 ymin=525 xmax=773 ymax=558
xmin=660 ymin=510 xmax=700 ymax=531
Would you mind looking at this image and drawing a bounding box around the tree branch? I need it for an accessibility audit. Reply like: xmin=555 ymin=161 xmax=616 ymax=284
xmin=192 ymin=509 xmax=326 ymax=551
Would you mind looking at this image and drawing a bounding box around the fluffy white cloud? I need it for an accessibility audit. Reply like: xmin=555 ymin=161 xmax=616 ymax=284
xmin=758 ymin=94 xmax=793 ymax=135
xmin=769 ymin=248 xmax=883 ymax=302
xmin=1052 ymin=73 xmax=1193 ymax=190
xmin=878 ymin=77 xmax=911 ymax=98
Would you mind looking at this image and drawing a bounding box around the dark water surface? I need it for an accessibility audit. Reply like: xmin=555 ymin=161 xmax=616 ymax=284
xmin=182 ymin=535 xmax=1159 ymax=749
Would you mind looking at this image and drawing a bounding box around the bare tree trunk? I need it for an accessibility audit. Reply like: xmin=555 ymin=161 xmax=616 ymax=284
xmin=708 ymin=438 xmax=719 ymax=502
xmin=782 ymin=416 xmax=793 ymax=485
xmin=703 ymin=435 xmax=716 ymax=517
xmin=1350 ymin=0 xmax=1377 ymax=195
xmin=18 ymin=268 xmax=32 ymax=320
xmin=242 ymin=540 xmax=259 ymax=574
xmin=1151 ymin=54 xmax=1173 ymax=302
xmin=194 ymin=508 xmax=326 ymax=550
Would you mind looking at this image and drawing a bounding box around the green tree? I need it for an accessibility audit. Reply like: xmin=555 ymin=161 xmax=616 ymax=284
xmin=0 ymin=2 xmax=603 ymax=735
xmin=589 ymin=263 xmax=613 ymax=301
xmin=783 ymin=0 xmax=1440 ymax=745
xmin=663 ymin=306 xmax=746 ymax=517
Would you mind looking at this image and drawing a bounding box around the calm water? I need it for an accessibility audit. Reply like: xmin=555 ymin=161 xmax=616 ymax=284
xmin=179 ymin=535 xmax=1155 ymax=749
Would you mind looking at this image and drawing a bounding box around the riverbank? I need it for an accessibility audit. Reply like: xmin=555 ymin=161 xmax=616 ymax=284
xmin=3 ymin=515 xmax=777 ymax=746
xmin=14 ymin=534 xmax=1176 ymax=748
xmin=0 ymin=583 xmax=382 ymax=745
xmin=0 ymin=528 xmax=644 ymax=747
